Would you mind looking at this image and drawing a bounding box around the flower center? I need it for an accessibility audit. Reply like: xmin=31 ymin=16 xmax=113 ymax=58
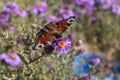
xmin=62 ymin=8 xmax=67 ymax=13
xmin=50 ymin=16 xmax=55 ymax=20
xmin=58 ymin=40 xmax=66 ymax=48
xmin=7 ymin=4 xmax=14 ymax=9
xmin=19 ymin=8 xmax=23 ymax=12
xmin=10 ymin=54 xmax=16 ymax=60
xmin=38 ymin=3 xmax=43 ymax=8
xmin=116 ymin=6 xmax=120 ymax=10
xmin=0 ymin=13 xmax=5 ymax=18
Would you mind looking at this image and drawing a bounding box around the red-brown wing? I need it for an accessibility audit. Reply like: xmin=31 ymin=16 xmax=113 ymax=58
xmin=35 ymin=24 xmax=56 ymax=44
xmin=56 ymin=20 xmax=68 ymax=34
xmin=45 ymin=23 xmax=60 ymax=34
xmin=45 ymin=22 xmax=62 ymax=38
xmin=36 ymin=35 xmax=54 ymax=44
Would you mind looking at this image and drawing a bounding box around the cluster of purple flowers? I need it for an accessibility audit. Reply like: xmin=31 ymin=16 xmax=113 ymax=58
xmin=0 ymin=52 xmax=22 ymax=67
xmin=57 ymin=6 xmax=74 ymax=19
xmin=71 ymin=0 xmax=120 ymax=16
xmin=0 ymin=2 xmax=27 ymax=23
xmin=1 ymin=0 xmax=120 ymax=23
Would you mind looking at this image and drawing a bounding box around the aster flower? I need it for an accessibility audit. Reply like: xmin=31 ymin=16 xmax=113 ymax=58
xmin=75 ymin=0 xmax=86 ymax=6
xmin=82 ymin=75 xmax=98 ymax=80
xmin=112 ymin=0 xmax=118 ymax=4
xmin=100 ymin=0 xmax=112 ymax=10
xmin=79 ymin=48 xmax=85 ymax=53
xmin=3 ymin=2 xmax=18 ymax=12
xmin=16 ymin=8 xmax=27 ymax=18
xmin=84 ymin=6 xmax=94 ymax=14
xmin=0 ymin=11 xmax=9 ymax=23
xmin=54 ymin=38 xmax=72 ymax=54
xmin=78 ymin=39 xmax=84 ymax=45
xmin=82 ymin=76 xmax=91 ymax=80
xmin=44 ymin=44 xmax=54 ymax=54
xmin=75 ymin=0 xmax=95 ymax=6
xmin=0 ymin=52 xmax=22 ymax=67
xmin=91 ymin=16 xmax=97 ymax=23
xmin=90 ymin=58 xmax=101 ymax=65
xmin=33 ymin=1 xmax=48 ymax=14
xmin=86 ymin=0 xmax=95 ymax=6
xmin=75 ymin=7 xmax=82 ymax=16
xmin=46 ymin=14 xmax=60 ymax=23
xmin=58 ymin=6 xmax=74 ymax=19
xmin=67 ymin=32 xmax=74 ymax=39
xmin=112 ymin=4 xmax=120 ymax=15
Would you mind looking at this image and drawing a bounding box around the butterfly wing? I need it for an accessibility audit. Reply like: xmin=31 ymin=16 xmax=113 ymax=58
xmin=56 ymin=16 xmax=75 ymax=34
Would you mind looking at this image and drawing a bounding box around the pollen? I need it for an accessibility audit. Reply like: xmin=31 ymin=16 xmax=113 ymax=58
xmin=0 ymin=13 xmax=5 ymax=18
xmin=38 ymin=3 xmax=43 ymax=8
xmin=116 ymin=6 xmax=120 ymax=10
xmin=10 ymin=54 xmax=16 ymax=60
xmin=19 ymin=8 xmax=23 ymax=12
xmin=58 ymin=40 xmax=66 ymax=48
xmin=50 ymin=16 xmax=55 ymax=20
xmin=7 ymin=4 xmax=13 ymax=9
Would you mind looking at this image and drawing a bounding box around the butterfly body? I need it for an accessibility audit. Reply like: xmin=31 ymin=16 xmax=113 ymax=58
xmin=33 ymin=16 xmax=75 ymax=50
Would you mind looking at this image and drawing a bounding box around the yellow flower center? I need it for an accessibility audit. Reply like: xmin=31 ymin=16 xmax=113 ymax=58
xmin=116 ymin=6 xmax=120 ymax=10
xmin=38 ymin=3 xmax=43 ymax=8
xmin=19 ymin=8 xmax=23 ymax=12
xmin=10 ymin=54 xmax=16 ymax=60
xmin=0 ymin=13 xmax=5 ymax=18
xmin=50 ymin=16 xmax=55 ymax=20
xmin=62 ymin=8 xmax=67 ymax=13
xmin=58 ymin=40 xmax=66 ymax=48
xmin=7 ymin=4 xmax=13 ymax=9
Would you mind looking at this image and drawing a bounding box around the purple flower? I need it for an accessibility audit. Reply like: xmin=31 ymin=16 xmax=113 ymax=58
xmin=16 ymin=8 xmax=27 ymax=18
xmin=91 ymin=16 xmax=97 ymax=23
xmin=112 ymin=0 xmax=118 ymax=5
xmin=46 ymin=14 xmax=60 ymax=23
xmin=79 ymin=48 xmax=85 ymax=53
xmin=86 ymin=0 xmax=95 ymax=6
xmin=0 ymin=52 xmax=22 ymax=67
xmin=44 ymin=44 xmax=54 ymax=54
xmin=112 ymin=4 xmax=120 ymax=15
xmin=58 ymin=6 xmax=74 ymax=19
xmin=0 ymin=53 xmax=7 ymax=60
xmin=83 ymin=76 xmax=91 ymax=80
xmin=33 ymin=1 xmax=48 ymax=14
xmin=84 ymin=6 xmax=94 ymax=14
xmin=90 ymin=58 xmax=101 ymax=65
xmin=75 ymin=0 xmax=86 ymax=6
xmin=75 ymin=0 xmax=95 ymax=6
xmin=75 ymin=7 xmax=82 ymax=16
xmin=0 ymin=11 xmax=9 ymax=23
xmin=100 ymin=0 xmax=112 ymax=10
xmin=78 ymin=39 xmax=84 ymax=45
xmin=54 ymin=38 xmax=72 ymax=54
xmin=3 ymin=2 xmax=18 ymax=12
xmin=67 ymin=32 xmax=75 ymax=39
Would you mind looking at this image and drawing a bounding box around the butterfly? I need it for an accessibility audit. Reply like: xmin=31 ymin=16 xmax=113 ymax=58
xmin=32 ymin=16 xmax=75 ymax=50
